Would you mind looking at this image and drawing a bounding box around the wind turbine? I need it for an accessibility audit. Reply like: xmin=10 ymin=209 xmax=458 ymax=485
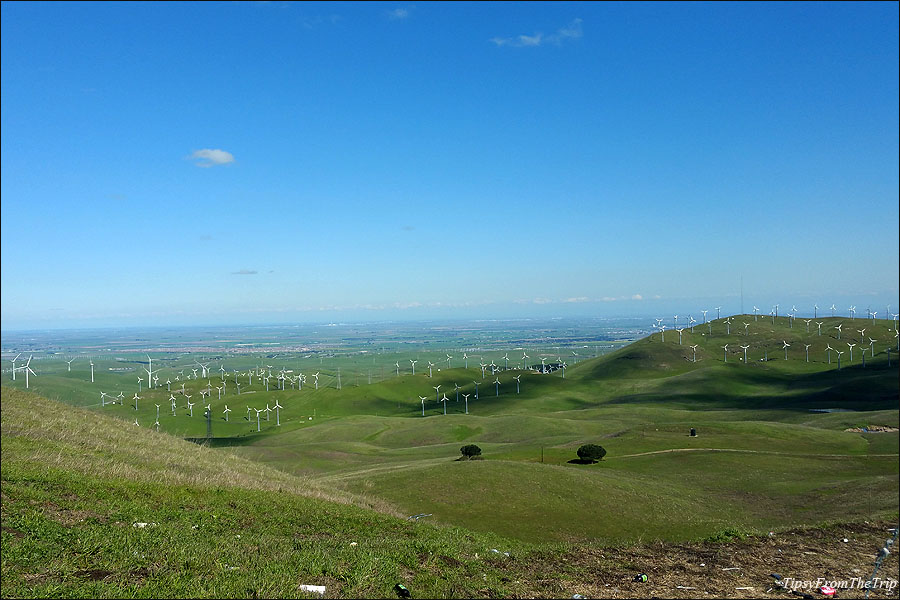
xmin=743 ymin=322 xmax=751 ymax=336
xmin=560 ymin=362 xmax=567 ymax=378
xmin=676 ymin=328 xmax=685 ymax=345
xmin=463 ymin=353 xmax=469 ymax=369
xmin=860 ymin=347 xmax=868 ymax=367
xmin=154 ymin=404 xmax=160 ymax=421
xmin=804 ymin=344 xmax=811 ymax=363
xmin=849 ymin=306 xmax=856 ymax=320
xmin=658 ymin=324 xmax=666 ymax=342
xmin=816 ymin=322 xmax=824 ymax=336
xmin=831 ymin=304 xmax=836 ymax=318
xmin=572 ymin=350 xmax=579 ymax=364
xmin=725 ymin=318 xmax=732 ymax=335
xmin=715 ymin=307 xmax=721 ymax=320
xmin=673 ymin=314 xmax=678 ymax=328
xmin=144 ymin=355 xmax=154 ymax=391
xmin=427 ymin=361 xmax=435 ymax=377
xmin=782 ymin=341 xmax=790 ymax=360
xmin=835 ymin=350 xmax=844 ymax=370
xmin=804 ymin=319 xmax=812 ymax=333
xmin=90 ymin=359 xmax=95 ymax=383
xmin=493 ymin=377 xmax=501 ymax=397
xmin=868 ymin=337 xmax=876 ymax=357
xmin=433 ymin=384 xmax=441 ymax=402
xmin=100 ymin=391 xmax=110 ymax=407
xmin=441 ymin=393 xmax=449 ymax=415
xmin=514 ymin=374 xmax=521 ymax=394
xmin=857 ymin=328 xmax=866 ymax=341
xmin=446 ymin=354 xmax=453 ymax=369
xmin=65 ymin=358 xmax=75 ymax=372
xmin=137 ymin=376 xmax=143 ymax=393
xmin=10 ymin=353 xmax=21 ymax=381
xmin=473 ymin=380 xmax=479 ymax=399
xmin=479 ymin=361 xmax=487 ymax=379
xmin=814 ymin=304 xmax=818 ymax=319
xmin=689 ymin=344 xmax=698 ymax=362
xmin=722 ymin=344 xmax=729 ymax=363
xmin=255 ymin=408 xmax=263 ymax=432
xmin=740 ymin=344 xmax=750 ymax=363
xmin=395 ymin=362 xmax=400 ymax=376
xmin=701 ymin=309 xmax=708 ymax=324
xmin=454 ymin=382 xmax=460 ymax=402
xmin=825 ymin=344 xmax=833 ymax=364
xmin=187 ymin=399 xmax=195 ymax=417
xmin=273 ymin=401 xmax=282 ymax=426
xmin=21 ymin=356 xmax=36 ymax=388
xmin=834 ymin=324 xmax=843 ymax=340
xmin=313 ymin=372 xmax=320 ymax=390
xmin=409 ymin=359 xmax=417 ymax=375
xmin=521 ymin=352 xmax=529 ymax=369
xmin=462 ymin=393 xmax=470 ymax=414
xmin=223 ymin=405 xmax=231 ymax=421
xmin=133 ymin=393 xmax=140 ymax=410
xmin=502 ymin=353 xmax=509 ymax=370
xmin=419 ymin=396 xmax=428 ymax=416
xmin=752 ymin=306 xmax=759 ymax=322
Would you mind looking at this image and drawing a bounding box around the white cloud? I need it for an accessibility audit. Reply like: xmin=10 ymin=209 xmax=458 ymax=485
xmin=190 ymin=148 xmax=235 ymax=167
xmin=491 ymin=18 xmax=582 ymax=48
xmin=563 ymin=297 xmax=590 ymax=303
xmin=631 ymin=294 xmax=643 ymax=301
xmin=387 ymin=7 xmax=412 ymax=19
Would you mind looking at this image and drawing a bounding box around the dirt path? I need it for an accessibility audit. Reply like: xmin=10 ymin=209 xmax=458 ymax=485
xmin=613 ymin=447 xmax=897 ymax=459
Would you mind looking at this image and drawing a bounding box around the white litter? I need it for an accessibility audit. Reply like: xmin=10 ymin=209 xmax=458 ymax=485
xmin=299 ymin=584 xmax=326 ymax=595
xmin=132 ymin=522 xmax=156 ymax=528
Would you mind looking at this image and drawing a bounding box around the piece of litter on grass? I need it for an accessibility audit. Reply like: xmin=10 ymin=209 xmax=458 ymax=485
xmin=841 ymin=538 xmax=849 ymax=543
xmin=700 ymin=563 xmax=706 ymax=567
xmin=350 ymin=541 xmax=357 ymax=546
xmin=132 ymin=522 xmax=156 ymax=528
xmin=676 ymin=585 xmax=696 ymax=590
xmin=298 ymin=584 xmax=326 ymax=595
xmin=722 ymin=567 xmax=741 ymax=571
xmin=735 ymin=587 xmax=754 ymax=590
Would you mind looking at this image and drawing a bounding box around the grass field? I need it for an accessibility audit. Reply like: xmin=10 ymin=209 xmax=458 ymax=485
xmin=3 ymin=316 xmax=898 ymax=565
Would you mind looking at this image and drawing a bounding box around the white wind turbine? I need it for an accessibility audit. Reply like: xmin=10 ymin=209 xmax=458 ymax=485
xmin=10 ymin=353 xmax=21 ymax=381
xmin=479 ymin=361 xmax=487 ymax=379
xmin=676 ymin=328 xmax=685 ymax=345
xmin=473 ymin=380 xmax=479 ymax=399
xmin=220 ymin=365 xmax=226 ymax=380
xmin=462 ymin=393 xmax=470 ymax=415
xmin=782 ymin=341 xmax=790 ymax=360
xmin=273 ymin=401 xmax=282 ymax=426
xmin=100 ymin=391 xmax=110 ymax=407
xmin=743 ymin=322 xmax=751 ymax=336
xmin=427 ymin=361 xmax=435 ymax=377
xmin=133 ymin=393 xmax=141 ymax=410
xmin=689 ymin=344 xmax=698 ymax=363
xmin=433 ymin=384 xmax=441 ymax=402
xmin=752 ymin=306 xmax=759 ymax=322
xmin=804 ymin=344 xmax=811 ymax=363
xmin=658 ymin=324 xmax=667 ymax=342
xmin=419 ymin=395 xmax=428 ymax=416
xmin=825 ymin=344 xmax=834 ymax=364
xmin=137 ymin=376 xmax=143 ymax=393
xmin=814 ymin=304 xmax=818 ymax=319
xmin=857 ymin=328 xmax=866 ymax=341
xmin=868 ymin=337 xmax=876 ymax=357
xmin=155 ymin=403 xmax=160 ymax=421
xmin=849 ymin=306 xmax=856 ymax=320
xmin=313 ymin=372 xmax=320 ymax=389
xmin=560 ymin=361 xmax=567 ymax=378
xmin=409 ymin=359 xmax=417 ymax=375
xmin=223 ymin=405 xmax=231 ymax=421
xmin=65 ymin=358 xmax=75 ymax=372
xmin=514 ymin=374 xmax=521 ymax=394
xmin=144 ymin=355 xmax=154 ymax=390
xmin=254 ymin=408 xmax=263 ymax=432
xmin=395 ymin=362 xmax=400 ymax=376
xmin=187 ymin=399 xmax=195 ymax=417
xmin=722 ymin=344 xmax=729 ymax=363
xmin=724 ymin=318 xmax=732 ymax=335
xmin=502 ymin=353 xmax=509 ymax=370
xmin=715 ymin=306 xmax=722 ymax=320
xmin=816 ymin=322 xmax=824 ymax=336
xmin=446 ymin=354 xmax=453 ymax=369
xmin=493 ymin=377 xmax=501 ymax=396
xmin=835 ymin=350 xmax=844 ymax=370
xmin=170 ymin=394 xmax=177 ymax=415
xmin=740 ymin=344 xmax=750 ymax=363
xmin=701 ymin=309 xmax=708 ymax=324
xmin=22 ymin=356 xmax=36 ymax=388
xmin=830 ymin=304 xmax=836 ymax=317
xmin=834 ymin=323 xmax=843 ymax=340
xmin=441 ymin=393 xmax=449 ymax=415
xmin=522 ymin=351 xmax=529 ymax=369
xmin=673 ymin=314 xmax=678 ymax=328
xmin=463 ymin=353 xmax=469 ymax=369
xmin=804 ymin=319 xmax=812 ymax=333
xmin=689 ymin=317 xmax=697 ymax=333
xmin=90 ymin=359 xmax=95 ymax=383
xmin=571 ymin=350 xmax=579 ymax=364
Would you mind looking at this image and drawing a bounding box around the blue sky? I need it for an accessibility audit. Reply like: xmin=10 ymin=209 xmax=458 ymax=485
xmin=2 ymin=1 xmax=898 ymax=330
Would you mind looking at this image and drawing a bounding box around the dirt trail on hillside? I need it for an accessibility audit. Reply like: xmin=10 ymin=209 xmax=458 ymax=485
xmin=613 ymin=447 xmax=898 ymax=459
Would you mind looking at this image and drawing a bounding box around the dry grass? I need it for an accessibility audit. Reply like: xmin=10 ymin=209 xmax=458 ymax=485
xmin=0 ymin=387 xmax=402 ymax=517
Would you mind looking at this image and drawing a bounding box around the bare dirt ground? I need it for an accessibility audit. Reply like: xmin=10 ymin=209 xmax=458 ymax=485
xmin=512 ymin=521 xmax=899 ymax=599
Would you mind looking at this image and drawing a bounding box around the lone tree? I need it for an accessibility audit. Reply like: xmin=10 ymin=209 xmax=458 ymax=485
xmin=460 ymin=444 xmax=482 ymax=460
xmin=576 ymin=444 xmax=607 ymax=463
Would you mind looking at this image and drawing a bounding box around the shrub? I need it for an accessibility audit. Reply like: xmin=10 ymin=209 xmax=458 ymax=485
xmin=460 ymin=444 xmax=482 ymax=459
xmin=576 ymin=444 xmax=607 ymax=463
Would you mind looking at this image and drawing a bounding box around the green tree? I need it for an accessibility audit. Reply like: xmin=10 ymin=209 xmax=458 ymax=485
xmin=460 ymin=444 xmax=482 ymax=459
xmin=576 ymin=444 xmax=607 ymax=463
